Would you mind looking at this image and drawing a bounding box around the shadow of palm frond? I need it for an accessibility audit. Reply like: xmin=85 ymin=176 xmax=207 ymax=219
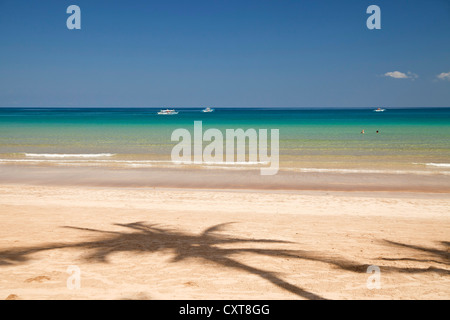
xmin=379 ymin=240 xmax=450 ymax=275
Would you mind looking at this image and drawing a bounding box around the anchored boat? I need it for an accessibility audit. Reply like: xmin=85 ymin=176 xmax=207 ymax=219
xmin=157 ymin=109 xmax=179 ymax=115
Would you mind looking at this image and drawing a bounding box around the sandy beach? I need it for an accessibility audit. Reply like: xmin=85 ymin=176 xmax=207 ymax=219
xmin=1 ymin=0 xmax=450 ymax=303
xmin=0 ymin=183 xmax=448 ymax=300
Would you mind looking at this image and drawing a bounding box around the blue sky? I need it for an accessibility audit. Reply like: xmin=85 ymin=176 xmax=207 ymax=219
xmin=0 ymin=0 xmax=449 ymax=108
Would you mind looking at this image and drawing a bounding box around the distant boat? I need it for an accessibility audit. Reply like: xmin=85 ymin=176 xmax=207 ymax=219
xmin=373 ymin=108 xmax=386 ymax=112
xmin=157 ymin=109 xmax=178 ymax=115
xmin=202 ymin=107 xmax=214 ymax=113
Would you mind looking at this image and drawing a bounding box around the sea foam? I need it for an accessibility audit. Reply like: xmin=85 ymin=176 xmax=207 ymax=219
xmin=25 ymin=153 xmax=116 ymax=158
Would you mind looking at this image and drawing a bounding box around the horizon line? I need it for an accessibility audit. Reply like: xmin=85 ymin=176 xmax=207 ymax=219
xmin=1 ymin=106 xmax=450 ymax=110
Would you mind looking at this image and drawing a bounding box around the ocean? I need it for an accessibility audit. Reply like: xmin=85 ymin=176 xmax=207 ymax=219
xmin=0 ymin=107 xmax=449 ymax=175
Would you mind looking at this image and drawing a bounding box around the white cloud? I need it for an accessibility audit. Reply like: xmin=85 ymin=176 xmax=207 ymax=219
xmin=437 ymin=72 xmax=450 ymax=81
xmin=384 ymin=71 xmax=418 ymax=80
xmin=384 ymin=71 xmax=408 ymax=79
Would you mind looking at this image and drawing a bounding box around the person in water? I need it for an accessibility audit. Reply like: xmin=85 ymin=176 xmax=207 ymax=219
xmin=376 ymin=130 xmax=379 ymax=134
xmin=361 ymin=129 xmax=365 ymax=134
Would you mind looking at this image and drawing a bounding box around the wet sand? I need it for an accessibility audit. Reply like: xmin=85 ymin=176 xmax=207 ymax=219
xmin=1 ymin=165 xmax=450 ymax=192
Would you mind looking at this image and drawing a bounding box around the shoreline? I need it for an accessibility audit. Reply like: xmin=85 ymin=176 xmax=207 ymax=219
xmin=1 ymin=165 xmax=450 ymax=193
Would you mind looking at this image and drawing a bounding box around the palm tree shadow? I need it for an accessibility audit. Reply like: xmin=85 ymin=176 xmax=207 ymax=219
xmin=0 ymin=221 xmax=331 ymax=300
xmin=3 ymin=222 xmax=447 ymax=298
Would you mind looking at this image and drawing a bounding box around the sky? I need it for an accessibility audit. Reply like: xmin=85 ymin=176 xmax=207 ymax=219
xmin=0 ymin=0 xmax=449 ymax=108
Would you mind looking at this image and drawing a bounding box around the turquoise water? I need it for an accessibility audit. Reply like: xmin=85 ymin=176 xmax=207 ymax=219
xmin=0 ymin=108 xmax=449 ymax=173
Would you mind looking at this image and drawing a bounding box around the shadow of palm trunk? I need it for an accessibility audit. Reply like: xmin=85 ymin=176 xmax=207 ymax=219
xmin=214 ymin=255 xmax=326 ymax=300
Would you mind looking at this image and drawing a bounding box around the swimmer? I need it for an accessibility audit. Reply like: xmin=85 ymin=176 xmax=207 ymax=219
xmin=361 ymin=129 xmax=365 ymax=134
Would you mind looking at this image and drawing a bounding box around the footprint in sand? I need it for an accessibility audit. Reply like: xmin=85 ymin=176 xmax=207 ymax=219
xmin=24 ymin=276 xmax=51 ymax=283
xmin=121 ymin=292 xmax=151 ymax=300
xmin=184 ymin=281 xmax=199 ymax=287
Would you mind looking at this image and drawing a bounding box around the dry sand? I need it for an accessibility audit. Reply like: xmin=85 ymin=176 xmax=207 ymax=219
xmin=0 ymin=184 xmax=449 ymax=300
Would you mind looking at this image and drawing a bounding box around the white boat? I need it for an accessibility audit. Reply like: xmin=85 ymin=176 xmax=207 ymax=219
xmin=157 ymin=109 xmax=178 ymax=115
xmin=202 ymin=107 xmax=214 ymax=113
xmin=373 ymin=108 xmax=386 ymax=112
